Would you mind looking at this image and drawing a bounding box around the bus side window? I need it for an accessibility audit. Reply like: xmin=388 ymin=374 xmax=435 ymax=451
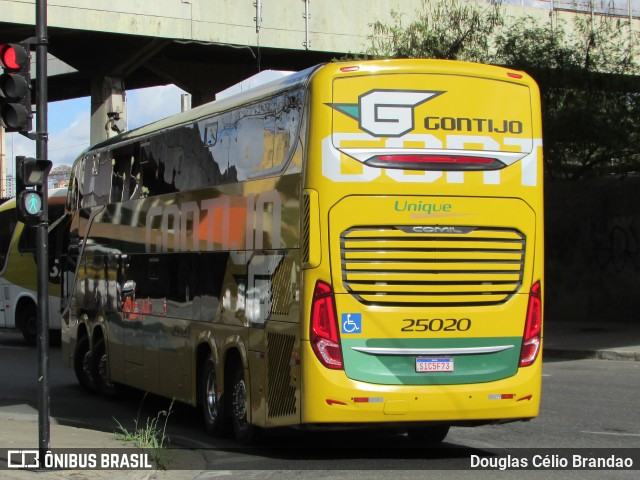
xmin=67 ymin=180 xmax=76 ymax=211
xmin=129 ymin=149 xmax=142 ymax=200
xmin=82 ymin=153 xmax=111 ymax=208
xmin=94 ymin=152 xmax=112 ymax=206
xmin=111 ymin=154 xmax=125 ymax=203
xmin=274 ymin=90 xmax=304 ymax=173
xmin=76 ymin=158 xmax=85 ymax=208
xmin=111 ymin=143 xmax=141 ymax=202
xmin=229 ymin=99 xmax=276 ymax=181
xmin=141 ymin=126 xmax=212 ymax=195
xmin=215 ymin=91 xmax=303 ymax=181
xmin=66 ymin=159 xmax=84 ymax=212
xmin=204 ymin=112 xmax=235 ymax=185
xmin=139 ymin=141 xmax=158 ymax=198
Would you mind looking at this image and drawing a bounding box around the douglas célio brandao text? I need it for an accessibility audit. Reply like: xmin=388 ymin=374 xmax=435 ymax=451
xmin=471 ymin=453 xmax=635 ymax=470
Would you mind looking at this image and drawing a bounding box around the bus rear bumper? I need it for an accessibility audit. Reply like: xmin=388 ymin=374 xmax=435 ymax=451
xmin=300 ymin=344 xmax=542 ymax=425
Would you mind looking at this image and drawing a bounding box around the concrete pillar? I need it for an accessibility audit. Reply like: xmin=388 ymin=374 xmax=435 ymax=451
xmin=90 ymin=76 xmax=127 ymax=146
xmin=0 ymin=127 xmax=6 ymax=198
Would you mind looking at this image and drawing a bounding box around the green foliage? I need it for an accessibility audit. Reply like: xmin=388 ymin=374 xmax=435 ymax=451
xmin=114 ymin=396 xmax=174 ymax=470
xmin=367 ymin=0 xmax=504 ymax=62
xmin=494 ymin=15 xmax=640 ymax=178
xmin=365 ymin=0 xmax=640 ymax=179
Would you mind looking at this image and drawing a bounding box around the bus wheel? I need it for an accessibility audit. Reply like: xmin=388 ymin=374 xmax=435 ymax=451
xmin=90 ymin=338 xmax=119 ymax=397
xmin=20 ymin=304 xmax=37 ymax=346
xmin=230 ymin=362 xmax=260 ymax=444
xmin=407 ymin=425 xmax=450 ymax=444
xmin=73 ymin=335 xmax=95 ymax=391
xmin=201 ymin=354 xmax=230 ymax=437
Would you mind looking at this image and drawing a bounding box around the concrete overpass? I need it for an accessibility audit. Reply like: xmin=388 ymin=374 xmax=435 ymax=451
xmin=1 ymin=0 xmax=399 ymax=105
xmin=1 ymin=0 xmax=639 ymax=145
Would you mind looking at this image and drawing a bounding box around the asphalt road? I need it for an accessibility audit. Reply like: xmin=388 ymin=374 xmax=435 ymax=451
xmin=1 ymin=330 xmax=639 ymax=479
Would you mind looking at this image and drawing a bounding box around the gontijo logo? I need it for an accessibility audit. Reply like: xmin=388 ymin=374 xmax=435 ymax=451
xmin=329 ymin=89 xmax=525 ymax=137
xmin=324 ymin=88 xmax=541 ymax=187
xmin=328 ymin=89 xmax=444 ymax=137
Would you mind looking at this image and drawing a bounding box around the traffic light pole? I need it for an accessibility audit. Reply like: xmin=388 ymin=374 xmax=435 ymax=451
xmin=35 ymin=0 xmax=50 ymax=460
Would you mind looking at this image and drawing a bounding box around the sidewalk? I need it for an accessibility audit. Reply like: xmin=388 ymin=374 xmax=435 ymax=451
xmin=0 ymin=415 xmax=206 ymax=479
xmin=543 ymin=321 xmax=640 ymax=362
xmin=1 ymin=321 xmax=639 ymax=479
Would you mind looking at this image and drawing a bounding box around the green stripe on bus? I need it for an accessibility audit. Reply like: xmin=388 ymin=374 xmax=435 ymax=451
xmin=341 ymin=337 xmax=522 ymax=385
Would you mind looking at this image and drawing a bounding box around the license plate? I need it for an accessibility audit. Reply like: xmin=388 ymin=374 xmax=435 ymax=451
xmin=416 ymin=357 xmax=454 ymax=373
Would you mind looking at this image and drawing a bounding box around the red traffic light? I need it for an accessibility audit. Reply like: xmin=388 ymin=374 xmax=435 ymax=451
xmin=0 ymin=43 xmax=31 ymax=132
xmin=0 ymin=44 xmax=30 ymax=71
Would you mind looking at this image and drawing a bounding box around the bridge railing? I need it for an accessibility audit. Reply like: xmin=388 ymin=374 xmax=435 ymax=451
xmin=499 ymin=0 xmax=640 ymax=18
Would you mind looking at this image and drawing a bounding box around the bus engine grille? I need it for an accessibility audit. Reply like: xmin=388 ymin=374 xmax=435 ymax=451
xmin=340 ymin=226 xmax=526 ymax=307
xmin=267 ymin=332 xmax=297 ymax=418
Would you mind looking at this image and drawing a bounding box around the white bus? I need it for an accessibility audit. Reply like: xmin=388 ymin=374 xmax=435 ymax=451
xmin=0 ymin=188 xmax=67 ymax=343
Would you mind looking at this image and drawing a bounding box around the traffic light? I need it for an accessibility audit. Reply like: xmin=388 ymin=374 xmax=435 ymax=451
xmin=15 ymin=156 xmax=52 ymax=225
xmin=0 ymin=43 xmax=32 ymax=133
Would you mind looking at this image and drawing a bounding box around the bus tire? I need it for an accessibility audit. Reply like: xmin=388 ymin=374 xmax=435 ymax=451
xmin=19 ymin=303 xmax=37 ymax=346
xmin=230 ymin=362 xmax=261 ymax=444
xmin=73 ymin=335 xmax=95 ymax=391
xmin=201 ymin=354 xmax=230 ymax=437
xmin=90 ymin=337 xmax=119 ymax=397
xmin=407 ymin=425 xmax=450 ymax=444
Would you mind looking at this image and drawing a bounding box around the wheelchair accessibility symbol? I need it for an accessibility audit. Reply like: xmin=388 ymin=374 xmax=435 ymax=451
xmin=341 ymin=313 xmax=362 ymax=334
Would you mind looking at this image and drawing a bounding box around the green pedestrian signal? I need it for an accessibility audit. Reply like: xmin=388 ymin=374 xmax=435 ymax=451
xmin=17 ymin=190 xmax=44 ymax=224
xmin=24 ymin=191 xmax=42 ymax=215
xmin=15 ymin=156 xmax=51 ymax=226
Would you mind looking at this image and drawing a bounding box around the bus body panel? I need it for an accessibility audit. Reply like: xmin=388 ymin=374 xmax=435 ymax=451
xmin=328 ymin=195 xmax=535 ymax=384
xmin=301 ymin=338 xmax=541 ymax=424
xmin=60 ymin=59 xmax=543 ymax=439
xmin=300 ymin=60 xmax=543 ymax=425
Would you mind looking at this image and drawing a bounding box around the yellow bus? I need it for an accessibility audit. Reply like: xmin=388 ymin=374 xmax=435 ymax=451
xmin=0 ymin=188 xmax=67 ymax=344
xmin=60 ymin=59 xmax=544 ymax=444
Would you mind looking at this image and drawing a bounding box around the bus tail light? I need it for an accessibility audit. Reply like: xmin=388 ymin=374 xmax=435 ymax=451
xmin=364 ymin=154 xmax=505 ymax=171
xmin=310 ymin=280 xmax=343 ymax=370
xmin=519 ymin=281 xmax=542 ymax=367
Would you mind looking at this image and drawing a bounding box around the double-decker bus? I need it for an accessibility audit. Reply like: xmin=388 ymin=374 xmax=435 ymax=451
xmin=0 ymin=188 xmax=67 ymax=344
xmin=60 ymin=59 xmax=544 ymax=444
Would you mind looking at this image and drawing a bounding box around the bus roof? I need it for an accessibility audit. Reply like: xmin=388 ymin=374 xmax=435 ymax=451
xmin=87 ymin=64 xmax=322 ymax=154
xmin=80 ymin=58 xmax=535 ymax=158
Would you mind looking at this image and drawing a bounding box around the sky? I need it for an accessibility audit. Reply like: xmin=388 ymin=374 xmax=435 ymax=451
xmin=4 ymin=84 xmax=187 ymax=176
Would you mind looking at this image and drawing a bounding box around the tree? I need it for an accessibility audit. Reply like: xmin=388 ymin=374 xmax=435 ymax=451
xmin=493 ymin=15 xmax=640 ymax=179
xmin=365 ymin=0 xmax=640 ymax=179
xmin=367 ymin=0 xmax=503 ymax=62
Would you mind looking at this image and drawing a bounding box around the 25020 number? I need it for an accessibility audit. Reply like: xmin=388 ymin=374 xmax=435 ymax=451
xmin=401 ymin=318 xmax=471 ymax=332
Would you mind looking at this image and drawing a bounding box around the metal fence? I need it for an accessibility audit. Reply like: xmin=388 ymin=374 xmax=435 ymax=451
xmin=499 ymin=0 xmax=640 ymax=18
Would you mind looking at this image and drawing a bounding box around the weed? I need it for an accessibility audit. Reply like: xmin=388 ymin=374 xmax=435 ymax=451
xmin=114 ymin=394 xmax=174 ymax=470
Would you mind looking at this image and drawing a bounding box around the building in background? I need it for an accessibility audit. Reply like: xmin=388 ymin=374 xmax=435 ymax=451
xmin=0 ymin=135 xmax=70 ymax=198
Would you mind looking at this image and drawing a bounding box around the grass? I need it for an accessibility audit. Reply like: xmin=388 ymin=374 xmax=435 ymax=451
xmin=114 ymin=394 xmax=174 ymax=470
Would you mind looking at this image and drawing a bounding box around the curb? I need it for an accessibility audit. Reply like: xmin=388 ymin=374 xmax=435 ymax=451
xmin=543 ymin=348 xmax=640 ymax=362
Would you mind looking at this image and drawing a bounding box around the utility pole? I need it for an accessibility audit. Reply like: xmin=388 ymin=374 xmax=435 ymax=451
xmin=2 ymin=3 xmax=50 ymax=462
xmin=36 ymin=0 xmax=50 ymax=461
